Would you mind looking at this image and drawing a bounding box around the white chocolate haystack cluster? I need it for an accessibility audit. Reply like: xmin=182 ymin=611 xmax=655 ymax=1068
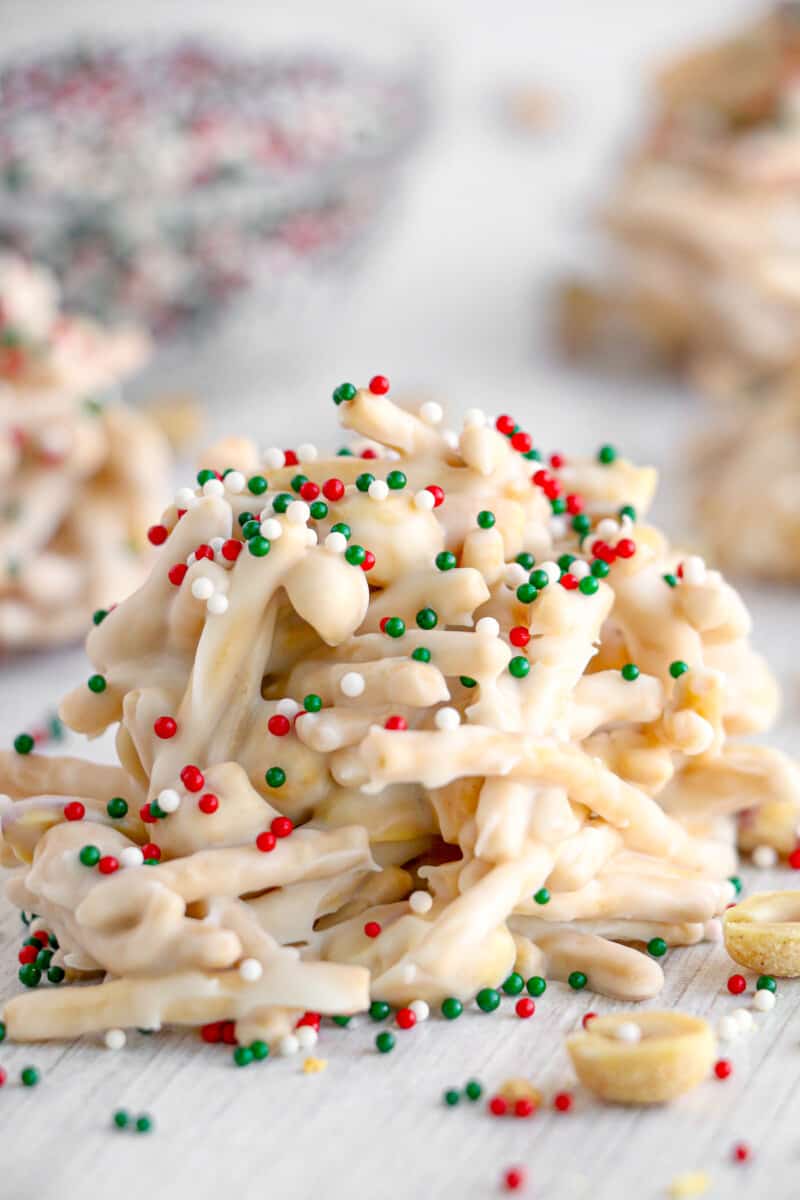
xmin=1 ymin=378 xmax=798 ymax=1044
xmin=559 ymin=7 xmax=800 ymax=387
xmin=0 ymin=255 xmax=169 ymax=649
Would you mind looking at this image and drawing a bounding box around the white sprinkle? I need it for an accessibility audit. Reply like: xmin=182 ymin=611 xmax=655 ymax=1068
xmin=104 ymin=1028 xmax=126 ymax=1051
xmin=703 ymin=918 xmax=723 ymax=942
xmin=434 ymin=706 xmax=461 ymax=731
xmin=442 ymin=430 xmax=459 ymax=449
xmin=549 ymin=516 xmax=567 ymax=539
xmin=186 ymin=552 xmax=197 ymax=567
xmin=753 ymin=989 xmax=776 ymax=1013
xmin=304 ymin=528 xmax=318 ymax=547
xmin=157 ymin=788 xmax=181 ymax=813
xmin=223 ymin=470 xmax=245 ymax=494
xmin=239 ymin=958 xmax=263 ymax=982
xmin=409 ymin=999 xmax=430 ymax=1022
xmin=504 ymin=563 xmax=528 ymax=588
xmin=613 ymin=1021 xmax=641 ymax=1043
xmin=595 ymin=518 xmax=619 ymax=540
xmin=297 ymin=443 xmax=318 ymax=463
xmin=413 ymin=488 xmax=436 ymax=511
xmin=717 ymin=1014 xmax=740 ymax=1042
xmin=278 ymin=1034 xmax=299 ymax=1057
xmin=191 ymin=576 xmax=214 ymax=600
xmin=681 ymin=555 xmax=707 ymax=586
xmin=752 ymin=845 xmax=777 ymax=869
xmin=296 ymin=1025 xmax=318 ymax=1049
xmin=538 ymin=560 xmax=561 ymax=585
xmin=276 ymin=698 xmax=301 ymax=718
xmin=476 ymin=617 xmax=500 ymax=637
xmin=260 ymin=518 xmax=282 ymax=540
xmin=409 ymin=890 xmax=433 ymax=914
xmin=207 ymin=593 xmax=229 ymax=616
xmin=325 ymin=531 xmax=347 ymax=554
xmin=570 ymin=559 xmax=591 ymax=580
xmin=340 ymin=672 xmax=366 ymax=698
xmin=419 ymin=401 xmax=443 ymax=425
xmin=401 ymin=964 xmax=418 ymax=983
xmin=722 ymin=880 xmax=738 ymax=906
xmin=175 ymin=487 xmax=197 ymax=509
xmin=463 ymin=408 xmax=486 ymax=428
xmin=119 ymin=847 xmax=144 ymax=869
xmin=202 ymin=478 xmax=225 ymax=498
xmin=368 ymin=480 xmax=389 ymax=501
xmin=287 ymin=500 xmax=310 ymax=525
xmin=735 ymin=1009 xmax=755 ymax=1033
xmin=262 ymin=448 xmax=285 ymax=470
xmin=210 ymin=536 xmax=224 ymax=553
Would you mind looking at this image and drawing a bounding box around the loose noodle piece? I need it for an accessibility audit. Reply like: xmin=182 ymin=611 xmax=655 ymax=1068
xmin=0 ymin=255 xmax=169 ymax=649
xmin=1 ymin=381 xmax=798 ymax=1041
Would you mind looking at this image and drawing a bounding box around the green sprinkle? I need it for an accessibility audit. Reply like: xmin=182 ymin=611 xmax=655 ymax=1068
xmin=331 ymin=522 xmax=351 ymax=539
xmin=107 ymin=797 xmax=128 ymax=819
xmin=568 ymin=971 xmax=587 ymax=991
xmin=375 ymin=1031 xmax=395 ymax=1053
xmin=444 ymin=1089 xmax=460 ymax=1107
xmin=459 ymin=675 xmax=477 ymax=688
xmin=383 ymin=617 xmax=405 ymax=639
xmin=663 ymin=573 xmax=678 ymax=588
xmin=113 ymin=1110 xmax=130 ymax=1129
xmin=533 ymin=888 xmax=550 ymax=905
xmin=332 ymin=1016 xmax=351 ymax=1027
xmin=571 ymin=514 xmax=591 ymax=536
xmin=344 ymin=544 xmax=366 ymax=566
xmin=247 ymin=475 xmax=268 ymax=496
xmin=79 ymin=845 xmax=101 ymax=867
xmin=356 ymin=472 xmax=375 ymax=493
xmin=337 ymin=447 xmax=354 ymax=456
xmin=290 ymin=474 xmax=309 ymax=494
xmin=197 ymin=469 xmax=216 ymax=486
xmin=523 ymin=448 xmax=542 ymax=461
xmin=502 ymin=973 xmax=524 ymax=996
xmin=238 ymin=511 xmax=254 ymax=527
xmin=526 ymin=976 xmax=546 ymax=997
xmin=18 ymin=964 xmax=41 ymax=988
xmin=13 ymin=733 xmax=34 ymax=755
xmin=621 ymin=663 xmax=640 ymax=681
xmin=272 ymin=493 xmax=292 ymax=514
xmin=529 ymin=569 xmax=550 ymax=590
xmin=551 ymin=497 xmax=566 ymax=515
xmin=135 ymin=1115 xmax=153 ymax=1133
xmin=92 ymin=609 xmax=108 ymax=626
xmin=333 ymin=382 xmax=357 ymax=406
xmin=441 ymin=997 xmax=463 ymax=1020
xmin=578 ymin=576 xmax=599 ymax=596
xmin=515 ymin=553 xmax=535 ymax=570
xmin=309 ymin=501 xmax=328 ymax=521
xmin=369 ymin=1001 xmax=391 ymax=1022
xmin=0 ymin=1021 xmax=5 ymax=1042
xmin=87 ymin=674 xmax=107 ymax=694
xmin=647 ymin=937 xmax=667 ymax=958
xmin=476 ymin=510 xmax=495 ymax=529
xmin=242 ymin=519 xmax=261 ymax=539
xmin=558 ymin=553 xmax=576 ymax=572
xmin=465 ymin=1080 xmax=483 ymax=1101
xmin=250 ymin=1040 xmax=270 ymax=1061
xmin=248 ymin=536 xmax=271 ymax=557
xmin=508 ymin=656 xmax=530 ymax=679
xmin=435 ymin=551 xmax=457 ymax=572
xmin=265 ymin=767 xmax=286 ymax=789
xmin=47 ymin=966 xmax=65 ymax=984
xmin=303 ymin=694 xmax=323 ymax=713
xmin=756 ymin=975 xmax=777 ymax=993
xmin=669 ymin=660 xmax=689 ymax=679
xmin=416 ymin=607 xmax=438 ymax=630
xmin=590 ymin=559 xmax=610 ymax=578
xmin=386 ymin=470 xmax=407 ymax=490
xmin=516 ymin=583 xmax=538 ymax=605
xmin=149 ymin=801 xmax=167 ymax=820
xmin=35 ymin=949 xmax=53 ymax=970
xmin=412 ymin=647 xmax=432 ymax=663
xmin=597 ymin=445 xmax=617 ymax=465
xmin=233 ymin=1046 xmax=253 ymax=1067
xmin=476 ymin=988 xmax=501 ymax=1013
xmin=20 ymin=1066 xmax=39 ymax=1087
xmin=618 ymin=504 xmax=636 ymax=522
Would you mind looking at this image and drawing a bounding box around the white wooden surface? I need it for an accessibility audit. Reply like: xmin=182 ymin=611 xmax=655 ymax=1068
xmin=3 ymin=0 xmax=799 ymax=1197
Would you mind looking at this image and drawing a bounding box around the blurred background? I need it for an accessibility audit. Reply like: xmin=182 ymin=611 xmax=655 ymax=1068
xmin=2 ymin=0 xmax=795 ymax=752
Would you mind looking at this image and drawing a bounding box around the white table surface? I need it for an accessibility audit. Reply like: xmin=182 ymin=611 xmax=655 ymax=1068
xmin=2 ymin=1 xmax=799 ymax=1197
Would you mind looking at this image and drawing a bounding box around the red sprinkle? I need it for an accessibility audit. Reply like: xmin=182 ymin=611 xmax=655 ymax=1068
xmin=64 ymin=801 xmax=85 ymax=822
xmin=384 ymin=715 xmax=408 ymax=731
xmin=509 ymin=626 xmax=530 ymax=648
xmin=147 ymin=524 xmax=168 ymax=546
xmin=488 ymin=1096 xmax=507 ymax=1117
xmin=396 ymin=1008 xmax=416 ymax=1030
xmin=195 ymin=544 xmax=214 ymax=561
xmin=268 ymin=714 xmax=291 ymax=737
xmin=727 ymin=974 xmax=747 ymax=996
xmin=142 ymin=844 xmax=161 ymax=860
xmin=256 ymin=831 xmax=277 ymax=853
xmin=566 ymin=493 xmax=583 ymax=514
xmin=549 ymin=453 xmax=565 ymax=469
xmin=615 ymin=538 xmax=636 ymax=559
xmin=181 ymin=765 xmax=205 ymax=793
xmin=514 ymin=1098 xmax=535 ymax=1119
xmin=515 ymin=998 xmax=535 ymax=1019
xmin=364 ymin=921 xmax=382 ymax=939
xmin=299 ymin=480 xmax=320 ymax=502
xmin=30 ymin=930 xmax=49 ymax=947
xmin=532 ymin=469 xmax=551 ymax=488
xmin=271 ymin=816 xmax=293 ymax=839
xmin=140 ymin=804 xmax=157 ymax=824
xmin=361 ymin=550 xmax=376 ymax=572
xmin=715 ymin=1059 xmax=733 ymax=1080
xmin=543 ymin=479 xmax=562 ymax=500
xmin=221 ymin=538 xmax=242 ymax=562
xmin=98 ymin=855 xmax=119 ymax=875
xmin=297 ymin=1012 xmax=321 ymax=1030
xmin=553 ymin=1092 xmax=573 ymax=1112
xmin=361 ymin=448 xmax=378 ymax=459
xmin=495 ymin=415 xmax=516 ymax=436
xmin=200 ymin=1022 xmax=222 ymax=1044
xmin=0 ymin=1067 xmax=6 ymax=1087
xmin=18 ymin=946 xmax=37 ymax=965
xmin=221 ymin=1021 xmax=237 ymax=1045
xmin=369 ymin=375 xmax=390 ymax=395
xmin=504 ymin=1167 xmax=525 ymax=1192
xmin=198 ymin=793 xmax=219 ymax=815
xmin=153 ymin=716 xmax=177 ymax=740
xmin=560 ymin=573 xmax=578 ymax=590
xmin=426 ymin=484 xmax=445 ymax=507
xmin=283 ymin=450 xmax=298 ymax=467
xmin=511 ymin=431 xmax=532 ymax=453
xmin=582 ymin=1012 xmax=597 ymax=1029
xmin=789 ymin=847 xmax=800 ymax=870
xmin=732 ymin=1143 xmax=750 ymax=1163
xmin=168 ymin=563 xmax=188 ymax=587
xmin=322 ymin=477 xmax=345 ymax=502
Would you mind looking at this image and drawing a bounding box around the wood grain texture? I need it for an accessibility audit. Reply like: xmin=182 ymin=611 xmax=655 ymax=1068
xmin=0 ymin=0 xmax=790 ymax=1197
